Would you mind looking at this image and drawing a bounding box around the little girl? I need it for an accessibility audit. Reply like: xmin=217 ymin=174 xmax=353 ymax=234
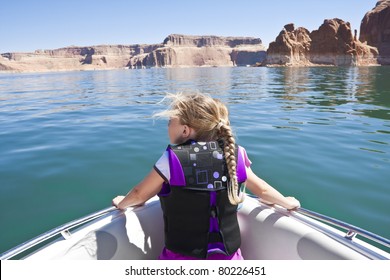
xmin=112 ymin=92 xmax=300 ymax=260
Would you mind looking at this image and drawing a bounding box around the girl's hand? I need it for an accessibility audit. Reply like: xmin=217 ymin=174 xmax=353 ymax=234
xmin=112 ymin=195 xmax=125 ymax=209
xmin=285 ymin=196 xmax=301 ymax=210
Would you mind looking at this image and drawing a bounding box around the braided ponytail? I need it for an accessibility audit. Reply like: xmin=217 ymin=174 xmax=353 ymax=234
xmin=217 ymin=121 xmax=243 ymax=205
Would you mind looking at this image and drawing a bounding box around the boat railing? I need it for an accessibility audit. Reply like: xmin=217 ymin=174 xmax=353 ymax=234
xmin=294 ymin=207 xmax=390 ymax=250
xmin=244 ymin=194 xmax=390 ymax=251
xmin=0 ymin=206 xmax=120 ymax=260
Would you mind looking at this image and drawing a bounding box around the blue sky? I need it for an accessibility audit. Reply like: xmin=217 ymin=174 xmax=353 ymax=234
xmin=0 ymin=0 xmax=378 ymax=53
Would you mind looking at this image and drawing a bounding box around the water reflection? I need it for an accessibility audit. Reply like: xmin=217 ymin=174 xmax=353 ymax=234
xmin=265 ymin=66 xmax=390 ymax=121
xmin=165 ymin=67 xmax=233 ymax=96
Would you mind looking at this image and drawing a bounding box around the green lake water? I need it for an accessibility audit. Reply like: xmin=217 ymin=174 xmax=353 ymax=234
xmin=0 ymin=66 xmax=389 ymax=254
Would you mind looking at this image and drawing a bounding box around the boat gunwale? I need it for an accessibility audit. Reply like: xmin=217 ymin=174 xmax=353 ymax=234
xmin=244 ymin=194 xmax=390 ymax=259
xmin=293 ymin=207 xmax=390 ymax=249
xmin=0 ymin=205 xmax=121 ymax=260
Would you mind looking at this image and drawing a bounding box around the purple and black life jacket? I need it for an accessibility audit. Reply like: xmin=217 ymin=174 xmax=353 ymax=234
xmin=158 ymin=140 xmax=247 ymax=259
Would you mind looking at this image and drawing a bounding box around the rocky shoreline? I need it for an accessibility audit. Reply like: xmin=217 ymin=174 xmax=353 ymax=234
xmin=1 ymin=0 xmax=389 ymax=72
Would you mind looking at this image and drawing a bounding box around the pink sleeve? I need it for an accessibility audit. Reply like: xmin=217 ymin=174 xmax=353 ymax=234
xmin=238 ymin=146 xmax=252 ymax=167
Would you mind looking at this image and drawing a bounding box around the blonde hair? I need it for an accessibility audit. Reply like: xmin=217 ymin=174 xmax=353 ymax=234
xmin=155 ymin=92 xmax=243 ymax=205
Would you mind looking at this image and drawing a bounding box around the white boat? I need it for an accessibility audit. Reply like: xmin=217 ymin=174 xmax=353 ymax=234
xmin=1 ymin=195 xmax=389 ymax=260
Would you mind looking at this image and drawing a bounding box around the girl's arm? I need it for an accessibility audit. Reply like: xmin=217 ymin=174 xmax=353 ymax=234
xmin=112 ymin=168 xmax=164 ymax=210
xmin=244 ymin=167 xmax=300 ymax=210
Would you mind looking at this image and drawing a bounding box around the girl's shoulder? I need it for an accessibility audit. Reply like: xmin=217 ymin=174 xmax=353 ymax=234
xmin=237 ymin=145 xmax=252 ymax=167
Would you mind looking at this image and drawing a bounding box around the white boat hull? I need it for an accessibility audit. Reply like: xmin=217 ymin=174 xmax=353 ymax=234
xmin=17 ymin=195 xmax=389 ymax=260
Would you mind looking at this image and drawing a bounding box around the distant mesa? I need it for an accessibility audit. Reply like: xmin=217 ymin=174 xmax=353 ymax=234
xmin=0 ymin=34 xmax=267 ymax=72
xmin=130 ymin=34 xmax=266 ymax=69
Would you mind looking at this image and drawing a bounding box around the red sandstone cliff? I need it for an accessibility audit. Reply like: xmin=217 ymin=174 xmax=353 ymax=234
xmin=265 ymin=19 xmax=378 ymax=66
xmin=266 ymin=24 xmax=311 ymax=66
xmin=310 ymin=19 xmax=378 ymax=66
xmin=360 ymin=0 xmax=390 ymax=65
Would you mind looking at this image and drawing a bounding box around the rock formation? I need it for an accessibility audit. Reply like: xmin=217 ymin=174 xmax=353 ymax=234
xmin=360 ymin=0 xmax=390 ymax=65
xmin=265 ymin=23 xmax=311 ymax=66
xmin=310 ymin=19 xmax=378 ymax=66
xmin=265 ymin=19 xmax=378 ymax=66
xmin=0 ymin=35 xmax=266 ymax=72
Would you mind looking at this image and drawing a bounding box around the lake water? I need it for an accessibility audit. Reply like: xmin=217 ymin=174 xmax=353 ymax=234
xmin=0 ymin=66 xmax=389 ymax=255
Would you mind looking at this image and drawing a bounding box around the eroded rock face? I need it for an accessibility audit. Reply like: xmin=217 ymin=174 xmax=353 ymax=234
xmin=360 ymin=0 xmax=390 ymax=64
xmin=265 ymin=19 xmax=378 ymax=66
xmin=310 ymin=18 xmax=378 ymax=66
xmin=0 ymin=34 xmax=266 ymax=72
xmin=310 ymin=18 xmax=354 ymax=65
xmin=265 ymin=24 xmax=311 ymax=65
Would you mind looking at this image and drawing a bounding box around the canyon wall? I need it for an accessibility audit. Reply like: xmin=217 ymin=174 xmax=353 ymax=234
xmin=130 ymin=35 xmax=266 ymax=68
xmin=360 ymin=0 xmax=390 ymax=65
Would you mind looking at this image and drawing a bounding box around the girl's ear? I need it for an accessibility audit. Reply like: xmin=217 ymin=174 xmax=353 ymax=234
xmin=182 ymin=125 xmax=190 ymax=137
xmin=183 ymin=125 xmax=196 ymax=139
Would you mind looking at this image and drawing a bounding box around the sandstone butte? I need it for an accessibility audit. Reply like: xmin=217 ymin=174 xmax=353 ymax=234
xmin=264 ymin=19 xmax=379 ymax=67
xmin=262 ymin=0 xmax=389 ymax=67
xmin=1 ymin=1 xmax=389 ymax=72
